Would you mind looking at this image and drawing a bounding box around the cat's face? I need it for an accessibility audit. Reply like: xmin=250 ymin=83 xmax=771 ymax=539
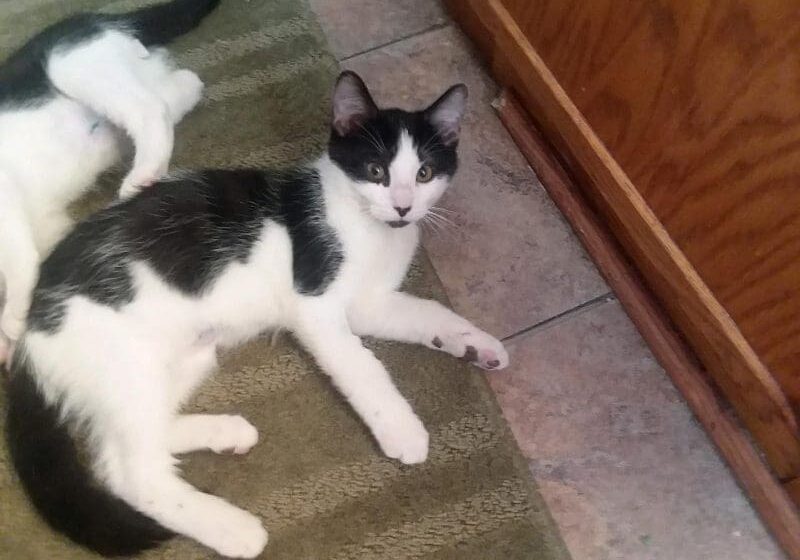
xmin=328 ymin=71 xmax=467 ymax=228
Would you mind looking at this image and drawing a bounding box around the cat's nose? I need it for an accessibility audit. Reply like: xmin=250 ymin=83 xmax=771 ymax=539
xmin=394 ymin=206 xmax=411 ymax=217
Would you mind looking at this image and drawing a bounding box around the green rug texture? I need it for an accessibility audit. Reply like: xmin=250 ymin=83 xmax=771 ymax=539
xmin=0 ymin=1 xmax=570 ymax=559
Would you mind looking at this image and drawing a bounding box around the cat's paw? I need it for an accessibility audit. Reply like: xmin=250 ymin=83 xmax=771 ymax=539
xmin=202 ymin=504 xmax=268 ymax=558
xmin=372 ymin=409 xmax=429 ymax=464
xmin=119 ymin=153 xmax=170 ymax=198
xmin=118 ymin=173 xmax=162 ymax=199
xmin=430 ymin=327 xmax=509 ymax=371
xmin=169 ymin=69 xmax=204 ymax=121
xmin=208 ymin=415 xmax=259 ymax=455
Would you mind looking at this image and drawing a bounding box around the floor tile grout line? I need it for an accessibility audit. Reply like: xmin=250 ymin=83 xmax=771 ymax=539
xmin=501 ymin=292 xmax=617 ymax=343
xmin=338 ymin=22 xmax=451 ymax=63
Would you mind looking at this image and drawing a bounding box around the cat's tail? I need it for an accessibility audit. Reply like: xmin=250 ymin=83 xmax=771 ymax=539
xmin=5 ymin=347 xmax=173 ymax=557
xmin=115 ymin=0 xmax=221 ymax=47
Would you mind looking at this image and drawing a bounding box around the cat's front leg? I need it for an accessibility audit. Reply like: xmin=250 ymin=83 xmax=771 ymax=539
xmin=293 ymin=298 xmax=429 ymax=464
xmin=349 ymin=291 xmax=509 ymax=371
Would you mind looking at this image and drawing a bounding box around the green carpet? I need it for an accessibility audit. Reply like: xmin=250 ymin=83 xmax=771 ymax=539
xmin=0 ymin=1 xmax=570 ymax=559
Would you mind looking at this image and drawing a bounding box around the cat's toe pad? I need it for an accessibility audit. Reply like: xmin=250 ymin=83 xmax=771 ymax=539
xmin=432 ymin=329 xmax=509 ymax=370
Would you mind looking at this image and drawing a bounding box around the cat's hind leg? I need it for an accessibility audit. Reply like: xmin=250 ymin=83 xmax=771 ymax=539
xmin=116 ymin=421 xmax=267 ymax=557
xmin=47 ymin=32 xmax=174 ymax=198
xmin=166 ymin=345 xmax=259 ymax=456
xmin=102 ymin=359 xmax=267 ymax=557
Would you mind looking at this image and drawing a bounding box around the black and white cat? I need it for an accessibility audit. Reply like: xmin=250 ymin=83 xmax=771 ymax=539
xmin=6 ymin=71 xmax=509 ymax=558
xmin=0 ymin=0 xmax=219 ymax=363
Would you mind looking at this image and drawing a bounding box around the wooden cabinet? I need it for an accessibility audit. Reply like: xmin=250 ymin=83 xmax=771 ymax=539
xmin=445 ymin=0 xmax=800 ymax=557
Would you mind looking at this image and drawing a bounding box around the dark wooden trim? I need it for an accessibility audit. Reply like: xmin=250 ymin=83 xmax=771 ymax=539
xmin=494 ymin=90 xmax=800 ymax=560
xmin=443 ymin=0 xmax=800 ymax=487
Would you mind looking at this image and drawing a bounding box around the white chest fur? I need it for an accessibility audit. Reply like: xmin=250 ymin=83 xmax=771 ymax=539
xmin=319 ymin=156 xmax=420 ymax=303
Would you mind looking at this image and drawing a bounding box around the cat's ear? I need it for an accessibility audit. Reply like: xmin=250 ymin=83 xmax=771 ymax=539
xmin=425 ymin=84 xmax=468 ymax=146
xmin=331 ymin=71 xmax=378 ymax=136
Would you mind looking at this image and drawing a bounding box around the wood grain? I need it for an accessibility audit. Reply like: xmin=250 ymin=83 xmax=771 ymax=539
xmin=502 ymin=0 xmax=800 ymax=416
xmin=442 ymin=0 xmax=800 ymax=479
xmin=495 ymin=89 xmax=800 ymax=560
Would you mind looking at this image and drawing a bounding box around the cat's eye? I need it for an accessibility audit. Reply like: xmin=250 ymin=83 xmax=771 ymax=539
xmin=417 ymin=164 xmax=433 ymax=183
xmin=366 ymin=162 xmax=385 ymax=182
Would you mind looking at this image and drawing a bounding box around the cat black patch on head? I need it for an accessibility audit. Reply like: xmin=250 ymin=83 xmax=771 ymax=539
xmin=328 ymin=72 xmax=467 ymax=187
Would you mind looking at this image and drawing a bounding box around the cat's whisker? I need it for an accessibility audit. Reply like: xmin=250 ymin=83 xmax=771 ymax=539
xmin=428 ymin=216 xmax=461 ymax=242
xmin=424 ymin=211 xmax=460 ymax=242
xmin=427 ymin=209 xmax=458 ymax=229
xmin=421 ymin=214 xmax=443 ymax=235
xmin=357 ymin=123 xmax=386 ymax=154
xmin=431 ymin=205 xmax=456 ymax=215
xmin=436 ymin=215 xmax=457 ymax=229
xmin=423 ymin=213 xmax=449 ymax=235
xmin=419 ymin=218 xmax=437 ymax=235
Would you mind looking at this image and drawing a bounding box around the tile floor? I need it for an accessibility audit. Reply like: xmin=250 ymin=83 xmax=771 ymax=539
xmin=309 ymin=1 xmax=785 ymax=558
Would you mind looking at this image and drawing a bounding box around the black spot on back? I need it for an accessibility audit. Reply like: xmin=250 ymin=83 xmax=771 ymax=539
xmin=272 ymin=169 xmax=344 ymax=295
xmin=28 ymin=168 xmax=344 ymax=334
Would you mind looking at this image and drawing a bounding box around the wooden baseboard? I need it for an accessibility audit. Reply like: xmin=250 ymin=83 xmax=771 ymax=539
xmin=443 ymin=0 xmax=800 ymax=491
xmin=493 ymin=90 xmax=800 ymax=559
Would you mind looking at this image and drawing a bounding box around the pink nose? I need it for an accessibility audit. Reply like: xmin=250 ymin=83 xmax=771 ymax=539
xmin=394 ymin=206 xmax=411 ymax=217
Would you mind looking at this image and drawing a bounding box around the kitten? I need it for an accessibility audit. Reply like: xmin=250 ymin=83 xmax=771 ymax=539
xmin=0 ymin=0 xmax=219 ymax=364
xmin=6 ymin=71 xmax=509 ymax=558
